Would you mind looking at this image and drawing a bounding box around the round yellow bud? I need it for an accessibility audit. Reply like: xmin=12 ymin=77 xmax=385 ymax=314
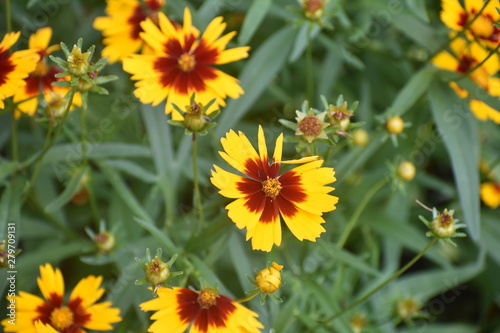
xmin=352 ymin=129 xmax=369 ymax=147
xmin=397 ymin=161 xmax=416 ymax=182
xmin=386 ymin=116 xmax=404 ymax=134
xmin=255 ymin=262 xmax=283 ymax=294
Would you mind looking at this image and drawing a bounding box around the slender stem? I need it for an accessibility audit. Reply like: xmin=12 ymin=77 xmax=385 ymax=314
xmin=81 ymin=102 xmax=88 ymax=166
xmin=22 ymin=90 xmax=75 ymax=199
xmin=336 ymin=177 xmax=389 ymax=249
xmin=235 ymin=292 xmax=259 ymax=303
xmin=324 ymin=238 xmax=438 ymax=323
xmin=11 ymin=109 xmax=18 ymax=161
xmin=306 ymin=22 xmax=314 ymax=103
xmin=5 ymin=0 xmax=12 ymax=33
xmin=86 ymin=179 xmax=101 ymax=227
xmin=192 ymin=133 xmax=205 ymax=229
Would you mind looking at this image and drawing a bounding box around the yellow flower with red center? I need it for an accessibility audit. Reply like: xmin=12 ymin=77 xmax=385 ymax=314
xmin=13 ymin=27 xmax=81 ymax=117
xmin=1 ymin=263 xmax=121 ymax=332
xmin=210 ymin=125 xmax=338 ymax=252
xmin=141 ymin=287 xmax=263 ymax=333
xmin=432 ymin=38 xmax=500 ymax=123
xmin=123 ymin=8 xmax=250 ymax=120
xmin=93 ymin=0 xmax=164 ymax=63
xmin=440 ymin=0 xmax=499 ymax=48
xmin=0 ymin=32 xmax=39 ymax=109
xmin=480 ymin=182 xmax=500 ymax=209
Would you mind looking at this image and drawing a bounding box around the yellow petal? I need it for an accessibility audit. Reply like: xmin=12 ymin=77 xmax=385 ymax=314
xmin=84 ymin=302 xmax=122 ymax=330
xmin=280 ymin=206 xmax=326 ymax=241
xmin=247 ymin=218 xmax=282 ymax=252
xmin=37 ymin=264 xmax=64 ymax=302
xmin=210 ymin=165 xmax=249 ymax=198
xmin=69 ymin=275 xmax=104 ymax=307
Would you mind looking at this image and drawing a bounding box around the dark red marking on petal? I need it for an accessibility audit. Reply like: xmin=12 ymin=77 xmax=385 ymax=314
xmin=243 ymin=158 xmax=267 ymax=181
xmin=494 ymin=183 xmax=500 ymax=193
xmin=276 ymin=195 xmax=299 ymax=218
xmin=243 ymin=191 xmax=266 ymax=215
xmin=192 ymin=295 xmax=237 ymax=331
xmin=67 ymin=297 xmax=91 ymax=327
xmin=457 ymin=11 xmax=468 ymax=27
xmin=457 ymin=55 xmax=475 ymax=73
xmin=146 ymin=0 xmax=162 ymax=11
xmin=0 ymin=54 xmax=15 ymax=86
xmin=176 ymin=288 xmax=201 ymax=324
xmin=193 ymin=40 xmax=220 ymax=65
xmin=260 ymin=197 xmax=280 ymax=223
xmin=128 ymin=4 xmax=147 ymax=40
xmin=278 ymin=170 xmax=307 ymax=204
xmin=237 ymin=178 xmax=262 ymax=196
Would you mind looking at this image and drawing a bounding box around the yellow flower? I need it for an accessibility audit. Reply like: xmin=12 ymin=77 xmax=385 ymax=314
xmin=480 ymin=182 xmax=500 ymax=209
xmin=255 ymin=262 xmax=283 ymax=294
xmin=432 ymin=38 xmax=500 ymax=123
xmin=210 ymin=125 xmax=338 ymax=252
xmin=141 ymin=287 xmax=264 ymax=333
xmin=1 ymin=263 xmax=121 ymax=332
xmin=93 ymin=0 xmax=164 ymax=63
xmin=13 ymin=27 xmax=81 ymax=117
xmin=440 ymin=0 xmax=499 ymax=48
xmin=123 ymin=8 xmax=250 ymax=120
xmin=0 ymin=32 xmax=39 ymax=109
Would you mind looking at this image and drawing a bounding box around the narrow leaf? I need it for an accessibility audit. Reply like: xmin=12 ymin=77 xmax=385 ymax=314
xmin=238 ymin=0 xmax=272 ymax=46
xmin=45 ymin=167 xmax=88 ymax=213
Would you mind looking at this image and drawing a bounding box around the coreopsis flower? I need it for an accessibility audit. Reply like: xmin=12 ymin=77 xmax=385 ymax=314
xmin=0 ymin=32 xmax=39 ymax=109
xmin=432 ymin=38 xmax=500 ymax=123
xmin=302 ymin=0 xmax=329 ymax=21
xmin=135 ymin=248 xmax=182 ymax=294
xmin=141 ymin=287 xmax=264 ymax=333
xmin=255 ymin=262 xmax=283 ymax=294
xmin=13 ymin=27 xmax=81 ymax=117
xmin=440 ymin=0 xmax=499 ymax=48
xmin=210 ymin=125 xmax=338 ymax=252
xmin=295 ymin=108 xmax=329 ymax=143
xmin=93 ymin=0 xmax=164 ymax=63
xmin=480 ymin=181 xmax=500 ymax=209
xmin=1 ymin=263 xmax=121 ymax=332
xmin=123 ymin=8 xmax=250 ymax=120
xmin=349 ymin=313 xmax=367 ymax=333
xmin=397 ymin=297 xmax=424 ymax=323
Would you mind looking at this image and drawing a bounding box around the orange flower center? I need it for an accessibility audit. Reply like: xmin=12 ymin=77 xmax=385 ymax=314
xmin=298 ymin=116 xmax=322 ymax=136
xmin=50 ymin=306 xmax=74 ymax=330
xmin=262 ymin=177 xmax=282 ymax=199
xmin=177 ymin=53 xmax=196 ymax=72
xmin=197 ymin=289 xmax=218 ymax=309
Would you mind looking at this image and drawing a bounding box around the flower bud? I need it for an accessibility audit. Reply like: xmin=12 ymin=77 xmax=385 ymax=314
xmin=302 ymin=0 xmax=328 ymax=21
xmin=352 ymin=129 xmax=369 ymax=147
xmin=183 ymin=102 xmax=211 ymax=133
xmin=430 ymin=209 xmax=457 ymax=238
xmin=397 ymin=297 xmax=422 ymax=321
xmin=385 ymin=116 xmax=404 ymax=134
xmin=397 ymin=161 xmax=416 ymax=182
xmin=67 ymin=45 xmax=91 ymax=76
xmin=145 ymin=256 xmax=170 ymax=287
xmin=349 ymin=313 xmax=367 ymax=333
xmin=255 ymin=262 xmax=283 ymax=294
xmin=94 ymin=231 xmax=115 ymax=253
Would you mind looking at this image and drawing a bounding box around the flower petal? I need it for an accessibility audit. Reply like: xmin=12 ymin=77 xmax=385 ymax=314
xmin=37 ymin=264 xmax=64 ymax=304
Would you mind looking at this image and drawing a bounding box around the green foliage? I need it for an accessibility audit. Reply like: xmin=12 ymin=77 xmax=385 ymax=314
xmin=1 ymin=0 xmax=499 ymax=332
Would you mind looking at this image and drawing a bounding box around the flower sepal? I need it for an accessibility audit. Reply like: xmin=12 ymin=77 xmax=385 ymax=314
xmin=169 ymin=94 xmax=219 ymax=135
xmin=135 ymin=248 xmax=183 ymax=295
xmin=418 ymin=203 xmax=467 ymax=246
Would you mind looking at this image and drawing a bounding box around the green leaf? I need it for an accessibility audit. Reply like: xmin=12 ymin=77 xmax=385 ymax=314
xmin=133 ymin=217 xmax=178 ymax=254
xmin=429 ymin=80 xmax=480 ymax=239
xmin=390 ymin=66 xmax=436 ymax=116
xmin=0 ymin=161 xmax=18 ymax=183
xmin=404 ymin=0 xmax=430 ymax=22
xmin=102 ymin=160 xmax=157 ymax=183
xmin=290 ymin=22 xmax=320 ymax=62
xmin=216 ymin=26 xmax=297 ymax=136
xmin=229 ymin=231 xmax=255 ymax=290
xmin=391 ymin=14 xmax=441 ymax=52
xmin=238 ymin=0 xmax=272 ymax=46
xmin=44 ymin=143 xmax=151 ymax=164
xmin=317 ymin=240 xmax=380 ymax=276
xmin=45 ymin=167 xmax=88 ymax=213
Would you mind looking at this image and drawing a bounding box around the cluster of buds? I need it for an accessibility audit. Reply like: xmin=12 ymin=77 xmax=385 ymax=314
xmin=279 ymin=95 xmax=362 ymax=152
xmin=49 ymin=38 xmax=116 ymax=106
xmin=0 ymin=240 xmax=21 ymax=269
xmin=417 ymin=201 xmax=467 ymax=246
xmin=169 ymin=94 xmax=219 ymax=135
xmin=244 ymin=262 xmax=284 ymax=304
xmin=135 ymin=248 xmax=183 ymax=295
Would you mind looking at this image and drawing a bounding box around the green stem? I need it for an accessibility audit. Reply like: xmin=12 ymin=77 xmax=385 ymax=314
xmin=6 ymin=0 xmax=12 ymax=32
xmin=459 ymin=43 xmax=500 ymax=80
xmin=192 ymin=133 xmax=205 ymax=229
xmin=336 ymin=177 xmax=389 ymax=249
xmin=81 ymin=102 xmax=88 ymax=166
xmin=306 ymin=22 xmax=314 ymax=103
xmin=324 ymin=237 xmax=438 ymax=323
xmin=235 ymin=291 xmax=259 ymax=303
xmin=11 ymin=108 xmax=18 ymax=161
xmin=86 ymin=179 xmax=101 ymax=227
xmin=22 ymin=90 xmax=75 ymax=199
